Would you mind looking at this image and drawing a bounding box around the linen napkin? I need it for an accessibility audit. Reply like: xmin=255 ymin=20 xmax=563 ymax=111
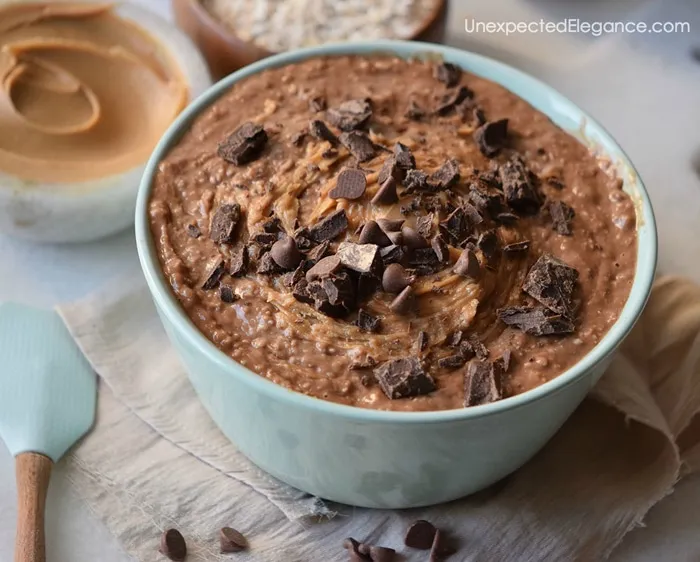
xmin=57 ymin=274 xmax=700 ymax=562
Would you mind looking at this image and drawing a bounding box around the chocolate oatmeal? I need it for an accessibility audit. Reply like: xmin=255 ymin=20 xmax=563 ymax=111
xmin=149 ymin=55 xmax=636 ymax=412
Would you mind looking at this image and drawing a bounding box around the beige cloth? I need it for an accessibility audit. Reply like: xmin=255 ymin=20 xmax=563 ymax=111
xmin=57 ymin=276 xmax=700 ymax=561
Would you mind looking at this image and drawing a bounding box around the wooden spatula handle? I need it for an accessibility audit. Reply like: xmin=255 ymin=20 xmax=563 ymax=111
xmin=14 ymin=452 xmax=53 ymax=562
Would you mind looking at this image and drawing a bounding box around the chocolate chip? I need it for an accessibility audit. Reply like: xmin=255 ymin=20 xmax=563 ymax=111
xmin=548 ymin=200 xmax=575 ymax=235
xmin=405 ymin=520 xmax=437 ymax=550
xmin=338 ymin=242 xmax=380 ymax=275
xmin=356 ymin=308 xmax=380 ymax=333
xmin=339 ymin=131 xmax=377 ymax=162
xmin=306 ymin=255 xmax=342 ymax=281
xmin=376 ymin=218 xmax=404 ymax=232
xmin=219 ymin=283 xmax=237 ymax=303
xmin=522 ymin=253 xmax=579 ymax=317
xmin=430 ymin=159 xmax=461 ymax=190
xmin=210 ymin=203 xmax=241 ymax=245
xmin=201 ymin=258 xmax=226 ymax=290
xmin=270 ymin=236 xmax=302 ymax=270
xmin=453 ymin=249 xmax=480 ymax=280
xmin=330 ymin=168 xmax=367 ymax=200
xmin=256 ymin=252 xmax=281 ymax=274
xmin=476 ymin=230 xmax=499 ymax=263
xmin=380 ymin=244 xmax=404 ymax=266
xmin=405 ymin=99 xmax=425 ymax=120
xmin=394 ymin=142 xmax=416 ymax=171
xmin=374 ymin=357 xmax=435 ymax=399
xmin=503 ymin=241 xmax=530 ymax=254
xmin=327 ymin=99 xmax=372 ymax=131
xmin=308 ymin=96 xmax=327 ymax=113
xmin=186 ymin=223 xmax=200 ymax=238
xmin=403 ymin=169 xmax=430 ymax=193
xmin=417 ymin=331 xmax=429 ymax=351
xmin=359 ymin=220 xmax=392 ymax=246
xmin=159 ymin=529 xmax=187 ymax=561
xmin=382 ymin=263 xmax=413 ymax=293
xmin=474 ymin=119 xmax=509 ymax=158
xmin=343 ymin=538 xmax=371 ymax=562
xmin=401 ymin=226 xmax=428 ymax=249
xmin=389 ymin=286 xmax=415 ymax=315
xmin=438 ymin=354 xmax=466 ymax=370
xmin=308 ymin=209 xmax=348 ymax=242
xmin=219 ymin=527 xmax=247 ymax=553
xmin=217 ymin=122 xmax=268 ymax=165
xmin=464 ymin=360 xmax=501 ymax=406
xmin=498 ymin=306 xmax=575 ymax=336
xmin=436 ymin=86 xmax=473 ymax=115
xmin=372 ymin=177 xmax=399 ymax=205
xmin=305 ymin=240 xmax=330 ymax=264
xmin=309 ymin=119 xmax=339 ymax=145
xmin=368 ymin=546 xmax=396 ymax=562
xmin=291 ymin=130 xmax=307 ymax=146
xmin=434 ymin=62 xmax=462 ymax=87
xmin=429 ymin=528 xmax=457 ymax=562
xmin=386 ymin=232 xmax=404 ymax=248
xmin=500 ymin=156 xmax=541 ymax=215
xmin=230 ymin=247 xmax=248 ymax=276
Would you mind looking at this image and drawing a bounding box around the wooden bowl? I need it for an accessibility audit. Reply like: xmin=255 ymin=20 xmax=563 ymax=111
xmin=172 ymin=0 xmax=448 ymax=80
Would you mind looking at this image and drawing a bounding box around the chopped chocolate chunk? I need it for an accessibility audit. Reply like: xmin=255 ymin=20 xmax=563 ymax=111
xmin=430 ymin=158 xmax=461 ymax=190
xmin=394 ymin=142 xmax=416 ymax=171
xmin=217 ymin=122 xmax=268 ymax=165
xmin=376 ymin=218 xmax=404 ymax=232
xmin=440 ymin=206 xmax=471 ymax=246
xmin=262 ymin=215 xmax=283 ymax=233
xmin=359 ymin=220 xmax=392 ymax=246
xmin=308 ymin=209 xmax=348 ymax=242
xmin=458 ymin=340 xmax=476 ymax=360
xmin=219 ymin=283 xmax=237 ymax=303
xmin=380 ymin=244 xmax=404 ymax=266
xmin=339 ymin=131 xmax=377 ymax=162
xmin=434 ymin=61 xmax=462 ymax=87
xmin=498 ymin=306 xmax=575 ymax=336
xmin=282 ymin=264 xmax=305 ymax=288
xmin=416 ymin=214 xmax=434 ymax=238
xmin=382 ymin=263 xmax=413 ymax=293
xmin=309 ymin=119 xmax=339 ymax=145
xmin=306 ymin=255 xmax=342 ymax=281
xmin=305 ymin=240 xmax=330 ymax=263
xmin=438 ymin=354 xmax=466 ymax=370
xmin=500 ymin=156 xmax=541 ymax=215
xmin=291 ymin=130 xmax=307 ymax=146
xmin=548 ymin=200 xmax=575 ymax=235
xmin=330 ymin=168 xmax=367 ymax=200
xmin=503 ymin=240 xmax=530 ymax=254
xmin=357 ymin=272 xmax=380 ymax=301
xmin=472 ymin=106 xmax=487 ymax=126
xmin=401 ymin=226 xmax=428 ymax=249
xmin=431 ymin=234 xmax=450 ymax=263
xmin=403 ymin=169 xmax=430 ymax=193
xmin=186 ymin=223 xmax=200 ymax=238
xmin=453 ymin=249 xmax=480 ymax=280
xmin=468 ymin=335 xmax=489 ymax=359
xmin=251 ymin=232 xmax=278 ymax=246
xmin=309 ymin=272 xmax=355 ymax=317
xmin=378 ymin=156 xmax=402 ymax=184
xmin=405 ymin=99 xmax=425 ymax=120
xmin=476 ymin=230 xmax=499 ymax=262
xmin=327 ymin=98 xmax=373 ymax=131
xmin=417 ymin=331 xmax=429 ymax=351
xmin=201 ymin=258 xmax=226 ymax=290
xmin=256 ymin=251 xmax=281 ymax=274
xmin=337 ymin=242 xmax=380 ymax=275
xmin=219 ymin=527 xmax=247 ymax=553
xmin=407 ymin=247 xmax=440 ymax=268
xmin=270 ymin=236 xmax=302 ymax=270
xmin=356 ymin=308 xmax=380 ymax=333
xmin=230 ymin=247 xmax=248 ymax=277
xmin=210 ymin=203 xmax=241 ymax=245
xmin=469 ymin=184 xmax=504 ymax=218
xmin=389 ymin=286 xmax=415 ymax=315
xmin=473 ymin=119 xmax=509 ymax=158
xmin=159 ymin=529 xmax=187 ymax=561
xmin=464 ymin=360 xmax=501 ymax=406
xmin=463 ymin=202 xmax=484 ymax=226
xmin=494 ymin=350 xmax=513 ymax=375
xmin=308 ymin=95 xmax=326 ymax=113
xmin=446 ymin=330 xmax=463 ymax=347
xmin=436 ymin=86 xmax=473 ymax=115
xmin=292 ymin=278 xmax=314 ymax=304
xmin=522 ymin=253 xmax=579 ymax=316
xmin=372 ymin=177 xmax=399 ymax=205
xmin=374 ymin=357 xmax=435 ymax=399
xmin=405 ymin=520 xmax=437 ymax=550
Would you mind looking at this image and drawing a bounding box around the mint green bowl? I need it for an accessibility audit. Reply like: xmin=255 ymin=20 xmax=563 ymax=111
xmin=135 ymin=41 xmax=657 ymax=508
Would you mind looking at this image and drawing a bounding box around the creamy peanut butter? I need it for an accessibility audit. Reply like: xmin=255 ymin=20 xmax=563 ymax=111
xmin=0 ymin=2 xmax=187 ymax=183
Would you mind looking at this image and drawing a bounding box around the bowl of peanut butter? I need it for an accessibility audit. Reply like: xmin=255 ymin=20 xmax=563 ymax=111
xmin=0 ymin=1 xmax=212 ymax=243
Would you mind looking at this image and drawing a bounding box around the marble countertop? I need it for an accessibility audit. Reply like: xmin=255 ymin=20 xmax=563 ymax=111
xmin=1 ymin=0 xmax=699 ymax=560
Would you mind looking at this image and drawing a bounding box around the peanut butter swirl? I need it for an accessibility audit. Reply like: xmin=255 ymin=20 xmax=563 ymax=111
xmin=0 ymin=2 xmax=187 ymax=183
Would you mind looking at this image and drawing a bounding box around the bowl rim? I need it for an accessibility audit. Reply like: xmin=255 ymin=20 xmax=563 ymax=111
xmin=135 ymin=39 xmax=657 ymax=424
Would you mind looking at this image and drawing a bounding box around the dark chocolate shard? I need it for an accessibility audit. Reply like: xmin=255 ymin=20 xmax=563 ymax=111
xmin=548 ymin=200 xmax=575 ymax=235
xmin=403 ymin=169 xmax=430 ymax=193
xmin=380 ymin=244 xmax=404 ymax=266
xmin=309 ymin=272 xmax=355 ymax=317
xmin=389 ymin=286 xmax=415 ymax=315
xmin=281 ymin=264 xmax=305 ymax=288
xmin=446 ymin=330 xmax=463 ymax=348
xmin=464 ymin=360 xmax=501 ymax=407
xmin=261 ymin=214 xmax=284 ymax=233
xmin=305 ymin=240 xmax=330 ymax=264
xmin=500 ymin=156 xmax=541 ymax=215
xmin=436 ymin=86 xmax=473 ymax=115
xmin=305 ymin=254 xmax=342 ymax=281
xmin=468 ymin=335 xmax=489 ymax=360
xmin=308 ymin=95 xmax=326 ymax=113
xmin=469 ymin=184 xmax=505 ymax=218
xmin=522 ymin=253 xmax=579 ymax=317
xmin=378 ymin=156 xmax=402 ymax=185
xmin=394 ymin=142 xmax=416 ymax=171
xmin=256 ymin=252 xmax=281 ymax=274
xmin=292 ymin=278 xmax=314 ymax=304
xmin=339 ymin=131 xmax=377 ymax=162
xmin=382 ymin=263 xmax=414 ymax=294
xmin=404 ymin=520 xmax=438 ymax=550
xmin=458 ymin=340 xmax=476 ymax=361
xmin=217 ymin=122 xmax=268 ymax=165
xmin=219 ymin=283 xmax=237 ymax=303
xmin=308 ymin=209 xmax=348 ymax=242
xmin=407 ymin=247 xmax=440 ymax=269
xmin=230 ymin=247 xmax=248 ymax=277
xmin=330 ymin=168 xmax=367 ymax=200
xmin=200 ymin=258 xmax=226 ymax=290
xmin=357 ymin=272 xmax=380 ymax=301
xmin=359 ymin=220 xmax=392 ymax=247
xmin=473 ymin=119 xmax=509 ymax=158
xmin=498 ymin=306 xmax=575 ymax=336
xmin=270 ymin=236 xmax=302 ymax=270
xmin=337 ymin=242 xmax=380 ymax=275
xmin=434 ymin=62 xmax=462 ymax=87
xmin=494 ymin=350 xmax=513 ymax=376
xmin=210 ymin=203 xmax=241 ymax=245
xmin=251 ymin=232 xmax=278 ymax=247
xmin=309 ymin=119 xmax=339 ymax=145
xmin=503 ymin=240 xmax=530 ymax=255
xmin=356 ymin=308 xmax=381 ymax=333
xmin=416 ymin=214 xmax=434 ymax=238
xmin=429 ymin=158 xmax=461 ymax=190
xmin=440 ymin=206 xmax=472 ymax=246
xmin=372 ymin=176 xmax=399 ymax=205
xmin=374 ymin=357 xmax=436 ymax=399
xmin=476 ymin=230 xmax=499 ymax=263
xmin=438 ymin=354 xmax=466 ymax=370
xmin=405 ymin=99 xmax=425 ymax=120
xmin=327 ymin=98 xmax=372 ymax=131
xmin=453 ymin=249 xmax=481 ymax=280
xmin=417 ymin=331 xmax=429 ymax=352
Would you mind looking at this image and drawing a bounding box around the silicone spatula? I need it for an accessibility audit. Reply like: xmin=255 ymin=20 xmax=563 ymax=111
xmin=0 ymin=303 xmax=96 ymax=562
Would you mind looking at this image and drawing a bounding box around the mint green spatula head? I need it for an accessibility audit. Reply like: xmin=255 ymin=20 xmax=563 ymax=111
xmin=0 ymin=303 xmax=96 ymax=462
